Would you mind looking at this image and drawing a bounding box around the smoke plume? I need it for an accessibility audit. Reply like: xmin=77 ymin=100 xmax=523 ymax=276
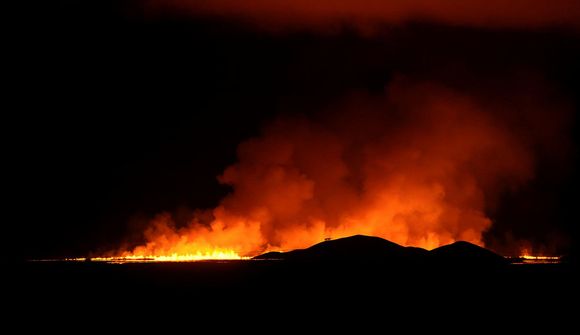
xmin=125 ymin=78 xmax=570 ymax=257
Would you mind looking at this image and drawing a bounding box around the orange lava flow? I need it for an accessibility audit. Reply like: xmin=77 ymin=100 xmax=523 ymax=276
xmin=520 ymin=255 xmax=561 ymax=261
xmin=53 ymin=250 xmax=246 ymax=263
xmin=515 ymin=251 xmax=562 ymax=264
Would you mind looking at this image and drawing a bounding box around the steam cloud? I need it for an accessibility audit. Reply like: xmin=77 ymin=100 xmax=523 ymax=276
xmin=127 ymin=78 xmax=569 ymax=257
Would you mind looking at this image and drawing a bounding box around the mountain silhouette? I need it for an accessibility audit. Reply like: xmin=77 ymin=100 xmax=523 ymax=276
xmin=430 ymin=241 xmax=507 ymax=265
xmin=253 ymin=251 xmax=285 ymax=260
xmin=254 ymin=235 xmax=428 ymax=262
xmin=254 ymin=235 xmax=506 ymax=266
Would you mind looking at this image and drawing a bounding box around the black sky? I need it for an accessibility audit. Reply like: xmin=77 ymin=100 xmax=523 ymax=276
xmin=6 ymin=1 xmax=579 ymax=259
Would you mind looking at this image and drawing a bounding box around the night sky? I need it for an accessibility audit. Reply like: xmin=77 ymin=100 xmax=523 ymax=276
xmin=7 ymin=1 xmax=579 ymax=260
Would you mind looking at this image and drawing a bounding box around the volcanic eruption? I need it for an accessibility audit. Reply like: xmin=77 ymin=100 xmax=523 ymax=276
xmin=101 ymin=77 xmax=570 ymax=261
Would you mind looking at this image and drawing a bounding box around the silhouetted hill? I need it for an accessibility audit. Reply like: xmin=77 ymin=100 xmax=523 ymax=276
xmin=430 ymin=241 xmax=507 ymax=265
xmin=253 ymin=251 xmax=285 ymax=260
xmin=254 ymin=235 xmax=506 ymax=266
xmin=254 ymin=235 xmax=428 ymax=262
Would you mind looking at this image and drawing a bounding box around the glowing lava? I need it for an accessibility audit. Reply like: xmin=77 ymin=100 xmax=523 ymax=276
xmin=89 ymin=79 xmax=568 ymax=262
xmin=507 ymin=248 xmax=563 ymax=264
xmin=53 ymin=250 xmax=246 ymax=263
xmin=513 ymin=255 xmax=562 ymax=264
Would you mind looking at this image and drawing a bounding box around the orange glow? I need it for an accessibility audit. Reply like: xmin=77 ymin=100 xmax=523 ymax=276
xmin=92 ymin=251 xmax=245 ymax=263
xmin=41 ymin=251 xmax=245 ymax=263
xmin=520 ymin=255 xmax=561 ymax=261
xmin=103 ymin=80 xmax=554 ymax=260
xmin=510 ymin=255 xmax=562 ymax=264
xmin=514 ymin=248 xmax=562 ymax=264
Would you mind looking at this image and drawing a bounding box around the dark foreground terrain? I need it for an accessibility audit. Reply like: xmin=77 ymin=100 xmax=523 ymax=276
xmin=5 ymin=260 xmax=577 ymax=332
xmin=7 ymin=261 xmax=577 ymax=327
xmin=6 ymin=237 xmax=578 ymax=327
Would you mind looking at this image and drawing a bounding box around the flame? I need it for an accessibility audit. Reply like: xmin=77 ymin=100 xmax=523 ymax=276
xmin=520 ymin=255 xmax=561 ymax=261
xmin=115 ymin=250 xmax=245 ymax=262
xmin=103 ymin=80 xmax=565 ymax=260
xmin=511 ymin=255 xmax=562 ymax=264
xmin=515 ymin=248 xmax=562 ymax=264
xmin=55 ymin=250 xmax=245 ymax=263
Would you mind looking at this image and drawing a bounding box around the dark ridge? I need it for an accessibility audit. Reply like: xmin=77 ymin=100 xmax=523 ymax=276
xmin=253 ymin=251 xmax=285 ymax=260
xmin=253 ymin=235 xmax=428 ymax=262
xmin=430 ymin=241 xmax=507 ymax=265
xmin=253 ymin=235 xmax=505 ymax=266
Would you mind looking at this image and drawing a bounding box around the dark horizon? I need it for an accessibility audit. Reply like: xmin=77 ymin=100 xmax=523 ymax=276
xmin=6 ymin=0 xmax=580 ymax=260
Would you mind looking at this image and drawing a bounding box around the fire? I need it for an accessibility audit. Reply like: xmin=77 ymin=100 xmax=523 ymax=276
xmin=514 ymin=248 xmax=562 ymax=264
xmin=104 ymin=80 xmax=561 ymax=260
xmin=105 ymin=250 xmax=244 ymax=262
xmin=55 ymin=250 xmax=245 ymax=263
xmin=510 ymin=255 xmax=562 ymax=264
xmin=520 ymin=255 xmax=561 ymax=261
